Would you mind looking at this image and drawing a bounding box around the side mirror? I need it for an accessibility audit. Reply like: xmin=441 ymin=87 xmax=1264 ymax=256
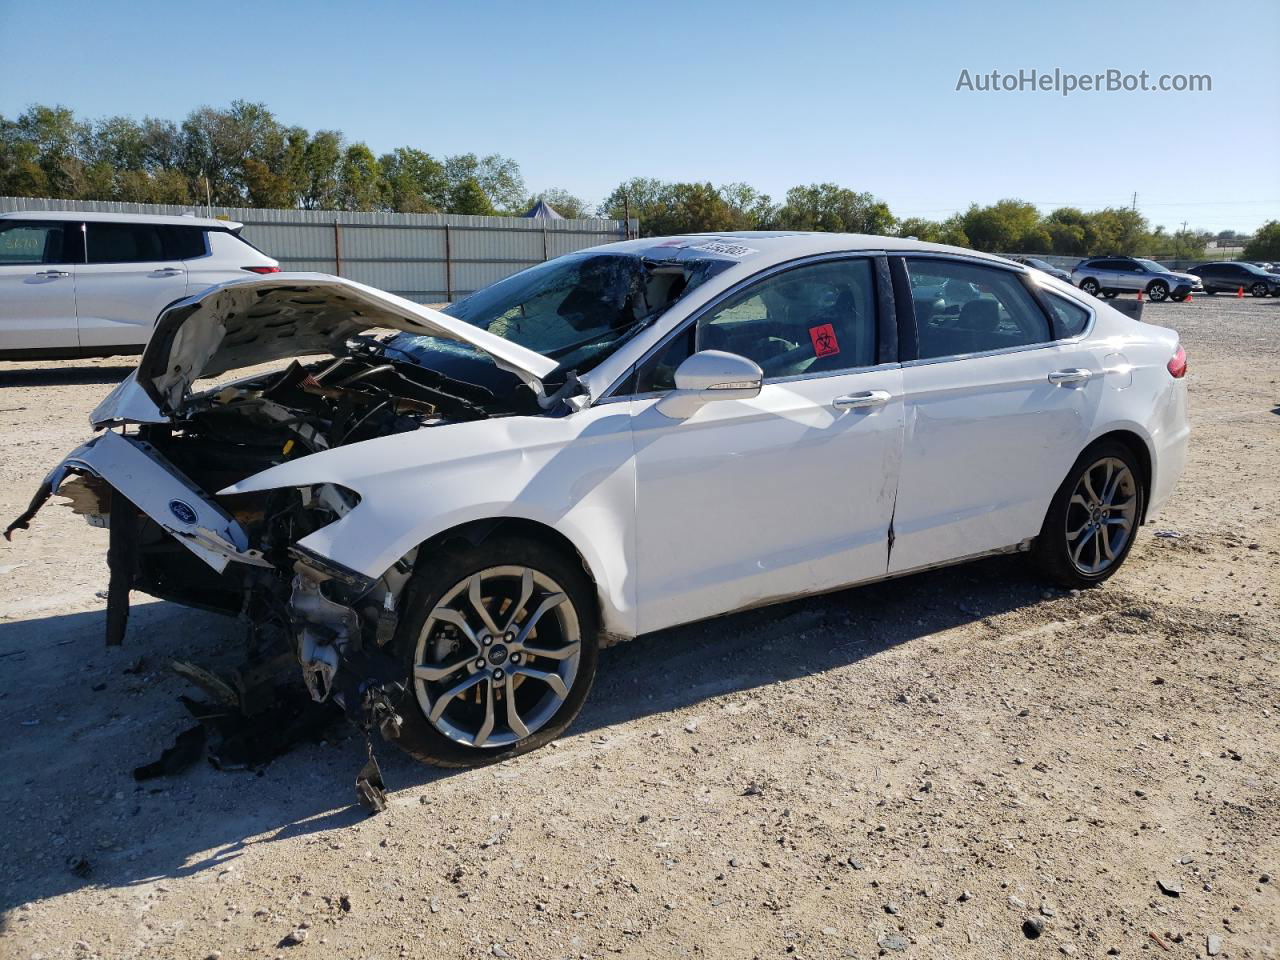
xmin=655 ymin=349 xmax=763 ymax=420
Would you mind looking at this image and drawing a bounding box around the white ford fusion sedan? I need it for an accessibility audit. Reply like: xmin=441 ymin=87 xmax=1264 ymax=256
xmin=7 ymin=233 xmax=1189 ymax=767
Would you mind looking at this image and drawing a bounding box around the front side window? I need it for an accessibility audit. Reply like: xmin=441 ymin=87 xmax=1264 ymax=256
xmin=696 ymin=259 xmax=877 ymax=377
xmin=636 ymin=258 xmax=878 ymax=392
xmin=906 ymin=258 xmax=1051 ymax=359
xmin=0 ymin=220 xmax=65 ymax=265
xmin=86 ymin=222 xmax=167 ymax=263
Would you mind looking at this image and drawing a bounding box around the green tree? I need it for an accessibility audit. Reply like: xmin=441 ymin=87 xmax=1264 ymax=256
xmin=958 ymin=199 xmax=1042 ymax=252
xmin=301 ymin=130 xmax=343 ymax=209
xmin=444 ymin=153 xmax=525 ymax=212
xmin=777 ymin=183 xmax=895 ymax=235
xmin=336 ymin=143 xmax=383 ymax=211
xmin=449 ymin=177 xmax=496 ymax=215
xmin=1243 ymin=221 xmax=1280 ymax=260
xmin=598 ymin=177 xmax=670 ymax=227
xmin=381 ymin=147 xmax=448 ymax=213
xmin=718 ymin=182 xmax=777 ymax=230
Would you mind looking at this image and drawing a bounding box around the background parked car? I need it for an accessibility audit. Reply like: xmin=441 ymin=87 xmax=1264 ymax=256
xmin=1008 ymin=255 xmax=1072 ymax=282
xmin=1070 ymin=256 xmax=1202 ymax=302
xmin=0 ymin=211 xmax=278 ymax=360
xmin=1189 ymin=261 xmax=1280 ymax=297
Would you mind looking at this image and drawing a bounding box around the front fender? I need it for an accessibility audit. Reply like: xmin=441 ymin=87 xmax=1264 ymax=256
xmin=222 ymin=407 xmax=640 ymax=638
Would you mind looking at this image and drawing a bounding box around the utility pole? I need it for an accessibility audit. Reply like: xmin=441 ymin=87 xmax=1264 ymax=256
xmin=1131 ymin=192 xmax=1137 ymax=211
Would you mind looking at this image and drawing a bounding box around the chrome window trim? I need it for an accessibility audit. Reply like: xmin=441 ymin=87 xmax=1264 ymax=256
xmin=596 ymin=250 xmax=890 ymax=402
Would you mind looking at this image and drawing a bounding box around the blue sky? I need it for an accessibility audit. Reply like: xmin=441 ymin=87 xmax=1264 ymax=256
xmin=2 ymin=0 xmax=1277 ymax=232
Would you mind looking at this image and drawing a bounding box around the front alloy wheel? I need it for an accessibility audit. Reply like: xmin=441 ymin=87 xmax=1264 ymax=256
xmin=1147 ymin=281 xmax=1169 ymax=301
xmin=1251 ymin=282 xmax=1269 ymax=298
xmin=1080 ymin=278 xmax=1100 ymax=296
xmin=391 ymin=537 xmax=598 ymax=767
xmin=414 ymin=565 xmax=580 ymax=749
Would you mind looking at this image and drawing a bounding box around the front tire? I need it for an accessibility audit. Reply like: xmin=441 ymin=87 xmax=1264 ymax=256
xmin=1147 ymin=281 xmax=1169 ymax=302
xmin=390 ymin=536 xmax=599 ymax=767
xmin=1251 ymin=282 xmax=1269 ymax=298
xmin=1034 ymin=441 xmax=1146 ymax=588
xmin=1079 ymin=278 xmax=1101 ymax=297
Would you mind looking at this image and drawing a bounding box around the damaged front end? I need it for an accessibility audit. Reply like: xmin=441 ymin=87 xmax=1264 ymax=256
xmin=5 ymin=276 xmax=564 ymax=794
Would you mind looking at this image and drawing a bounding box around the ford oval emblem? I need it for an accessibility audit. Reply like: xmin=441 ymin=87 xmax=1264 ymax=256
xmin=168 ymin=499 xmax=198 ymax=525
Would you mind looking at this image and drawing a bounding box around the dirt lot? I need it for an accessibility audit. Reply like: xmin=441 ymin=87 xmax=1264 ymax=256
xmin=0 ymin=295 xmax=1276 ymax=960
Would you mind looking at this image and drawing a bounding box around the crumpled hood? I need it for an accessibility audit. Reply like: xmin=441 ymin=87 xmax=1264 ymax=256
xmin=114 ymin=273 xmax=557 ymax=422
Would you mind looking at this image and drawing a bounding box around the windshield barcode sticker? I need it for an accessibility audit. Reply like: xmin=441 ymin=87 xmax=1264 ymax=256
xmin=690 ymin=240 xmax=758 ymax=258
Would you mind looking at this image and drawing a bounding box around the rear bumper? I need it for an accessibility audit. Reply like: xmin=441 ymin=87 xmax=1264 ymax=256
xmin=1147 ymin=382 xmax=1190 ymax=521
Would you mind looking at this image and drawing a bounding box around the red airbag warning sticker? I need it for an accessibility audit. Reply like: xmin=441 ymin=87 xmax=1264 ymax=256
xmin=809 ymin=323 xmax=840 ymax=358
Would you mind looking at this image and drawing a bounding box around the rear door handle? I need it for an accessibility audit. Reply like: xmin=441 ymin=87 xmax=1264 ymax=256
xmin=1048 ymin=368 xmax=1093 ymax=386
xmin=833 ymin=390 xmax=892 ymax=409
xmin=153 ymin=267 xmax=185 ymax=276
xmin=35 ymin=269 xmax=71 ymax=278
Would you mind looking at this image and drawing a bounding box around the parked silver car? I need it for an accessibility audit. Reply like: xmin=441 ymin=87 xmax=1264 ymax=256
xmin=1070 ymin=256 xmax=1202 ymax=302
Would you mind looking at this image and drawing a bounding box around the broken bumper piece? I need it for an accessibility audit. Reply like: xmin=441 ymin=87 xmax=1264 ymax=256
xmin=5 ymin=429 xmax=273 ymax=574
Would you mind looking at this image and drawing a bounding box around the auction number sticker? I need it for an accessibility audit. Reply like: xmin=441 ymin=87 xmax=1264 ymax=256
xmin=691 ymin=240 xmax=758 ymax=258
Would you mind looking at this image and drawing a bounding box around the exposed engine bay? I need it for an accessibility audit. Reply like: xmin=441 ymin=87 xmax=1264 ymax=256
xmin=7 ymin=344 xmax=527 ymax=808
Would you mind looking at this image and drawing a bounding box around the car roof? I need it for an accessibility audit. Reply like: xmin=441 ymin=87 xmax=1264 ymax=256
xmin=0 ymin=210 xmax=242 ymax=229
xmin=588 ymin=231 xmax=1019 ymax=271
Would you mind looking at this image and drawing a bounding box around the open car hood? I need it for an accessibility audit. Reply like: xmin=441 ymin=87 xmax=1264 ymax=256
xmin=94 ymin=274 xmax=558 ymax=425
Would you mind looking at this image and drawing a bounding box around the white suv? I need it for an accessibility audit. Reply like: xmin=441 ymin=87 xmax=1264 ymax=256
xmin=0 ymin=211 xmax=279 ymax=360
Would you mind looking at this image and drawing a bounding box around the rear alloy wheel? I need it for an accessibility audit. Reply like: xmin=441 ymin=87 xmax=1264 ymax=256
xmin=1147 ymin=281 xmax=1169 ymax=302
xmin=1251 ymin=282 xmax=1269 ymax=298
xmin=391 ymin=538 xmax=598 ymax=767
xmin=1034 ymin=441 xmax=1145 ymax=587
xmin=1080 ymin=278 xmax=1101 ymax=296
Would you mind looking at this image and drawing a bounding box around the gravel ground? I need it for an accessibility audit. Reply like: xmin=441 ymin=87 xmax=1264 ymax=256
xmin=0 ymin=295 xmax=1276 ymax=960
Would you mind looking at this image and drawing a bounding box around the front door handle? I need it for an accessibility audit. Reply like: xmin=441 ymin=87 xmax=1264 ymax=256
xmin=1048 ymin=368 xmax=1094 ymax=386
xmin=153 ymin=267 xmax=185 ymax=276
xmin=833 ymin=389 xmax=892 ymax=409
xmin=35 ymin=269 xmax=71 ymax=278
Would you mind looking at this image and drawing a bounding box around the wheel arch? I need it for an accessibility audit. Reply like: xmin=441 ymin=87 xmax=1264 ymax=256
xmin=409 ymin=515 xmax=624 ymax=642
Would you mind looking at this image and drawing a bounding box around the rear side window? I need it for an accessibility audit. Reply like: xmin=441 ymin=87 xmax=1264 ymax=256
xmin=164 ymin=226 xmax=208 ymax=259
xmin=1042 ymin=292 xmax=1091 ymax=338
xmin=906 ymin=258 xmax=1051 ymax=359
xmin=86 ymin=222 xmax=166 ymax=263
xmin=0 ymin=220 xmax=65 ymax=265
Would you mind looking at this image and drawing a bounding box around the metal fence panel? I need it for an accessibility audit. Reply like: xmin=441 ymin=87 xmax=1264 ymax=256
xmin=0 ymin=196 xmax=636 ymax=303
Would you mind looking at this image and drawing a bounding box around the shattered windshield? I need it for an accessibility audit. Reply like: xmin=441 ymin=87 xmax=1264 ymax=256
xmin=385 ymin=251 xmax=736 ymax=379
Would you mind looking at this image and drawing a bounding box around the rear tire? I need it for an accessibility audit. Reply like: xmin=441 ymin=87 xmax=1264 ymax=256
xmin=389 ymin=536 xmax=599 ymax=767
xmin=1034 ymin=440 xmax=1146 ymax=588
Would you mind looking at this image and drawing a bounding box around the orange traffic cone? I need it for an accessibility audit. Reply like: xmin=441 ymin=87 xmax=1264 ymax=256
xmin=1186 ymin=291 xmax=1193 ymax=302
xmin=1236 ymin=286 xmax=1245 ymax=298
xmin=1137 ymin=290 xmax=1143 ymax=302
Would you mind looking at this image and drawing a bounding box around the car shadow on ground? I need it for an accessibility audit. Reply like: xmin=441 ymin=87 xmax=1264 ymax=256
xmin=0 ymin=365 xmax=136 ymax=388
xmin=0 ymin=553 xmax=1047 ymax=914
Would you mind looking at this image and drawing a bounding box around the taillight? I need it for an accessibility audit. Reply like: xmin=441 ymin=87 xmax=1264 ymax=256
xmin=1167 ymin=344 xmax=1187 ymax=378
xmin=242 ymin=265 xmax=281 ymax=275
